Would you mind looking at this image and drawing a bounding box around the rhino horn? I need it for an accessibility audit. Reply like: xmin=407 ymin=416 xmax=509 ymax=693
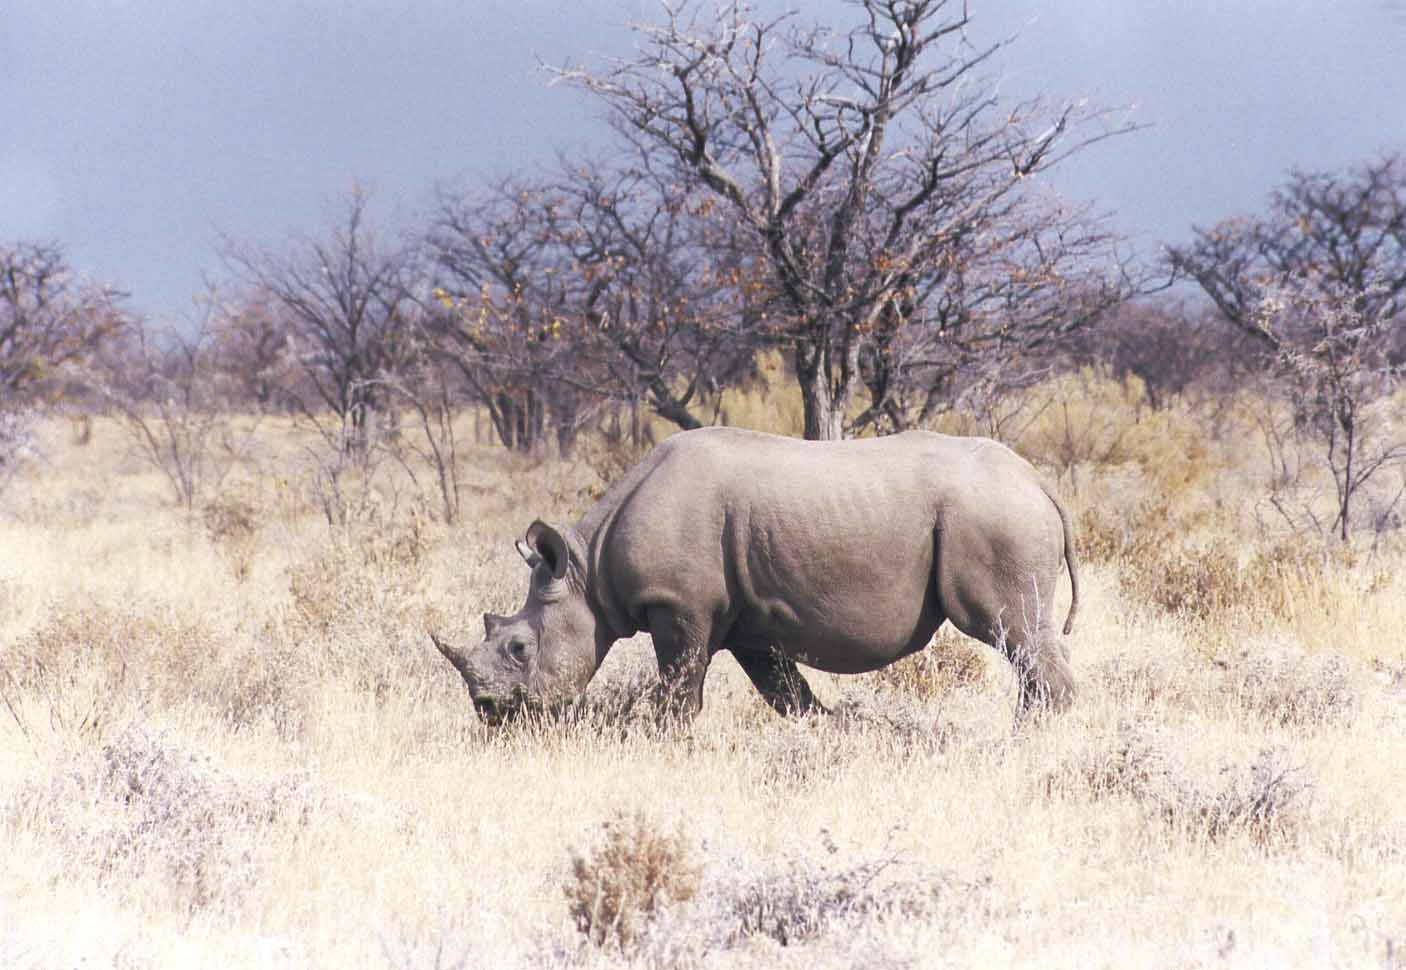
xmin=429 ymin=631 xmax=470 ymax=676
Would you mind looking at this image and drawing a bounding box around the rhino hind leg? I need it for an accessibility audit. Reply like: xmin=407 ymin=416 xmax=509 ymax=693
xmin=999 ymin=627 xmax=1075 ymax=714
xmin=731 ymin=647 xmax=824 ymax=717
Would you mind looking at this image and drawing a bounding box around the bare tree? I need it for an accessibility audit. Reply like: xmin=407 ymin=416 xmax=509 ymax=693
xmin=850 ymin=190 xmax=1140 ymax=432
xmin=1168 ymin=153 xmax=1406 ymax=354
xmin=207 ymin=284 xmax=298 ymax=411
xmin=106 ymin=316 xmax=260 ymax=511
xmin=1168 ymin=155 xmax=1406 ymax=543
xmin=221 ymin=185 xmax=423 ymax=454
xmin=427 ymin=177 xmax=581 ymax=453
xmin=428 ymin=162 xmax=768 ymax=453
xmin=1253 ymin=276 xmax=1405 ymax=544
xmin=546 ymin=160 xmax=765 ymax=430
xmin=374 ymin=359 xmax=465 ymax=524
xmin=1 ymin=240 xmax=129 ymax=405
xmin=553 ymin=0 xmax=1138 ymax=438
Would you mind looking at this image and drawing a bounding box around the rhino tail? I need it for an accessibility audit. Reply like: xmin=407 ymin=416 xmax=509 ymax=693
xmin=1041 ymin=480 xmax=1080 ymax=636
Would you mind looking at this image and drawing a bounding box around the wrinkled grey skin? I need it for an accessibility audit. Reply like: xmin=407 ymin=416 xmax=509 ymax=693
xmin=433 ymin=427 xmax=1079 ymax=723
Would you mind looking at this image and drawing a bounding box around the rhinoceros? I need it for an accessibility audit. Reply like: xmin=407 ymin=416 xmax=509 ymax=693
xmin=432 ymin=426 xmax=1079 ymax=723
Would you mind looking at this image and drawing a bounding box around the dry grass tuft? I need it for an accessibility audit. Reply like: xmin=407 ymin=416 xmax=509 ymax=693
xmin=868 ymin=636 xmax=989 ymax=701
xmin=565 ymin=812 xmax=701 ymax=948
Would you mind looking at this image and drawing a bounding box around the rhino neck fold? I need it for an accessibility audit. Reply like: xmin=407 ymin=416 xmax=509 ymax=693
xmin=574 ymin=447 xmax=668 ymax=644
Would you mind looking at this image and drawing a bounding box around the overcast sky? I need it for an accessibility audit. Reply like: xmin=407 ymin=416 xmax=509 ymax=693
xmin=4 ymin=1 xmax=1405 ymax=325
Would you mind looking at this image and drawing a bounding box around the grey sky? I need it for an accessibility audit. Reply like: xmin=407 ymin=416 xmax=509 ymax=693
xmin=4 ymin=1 xmax=1404 ymax=325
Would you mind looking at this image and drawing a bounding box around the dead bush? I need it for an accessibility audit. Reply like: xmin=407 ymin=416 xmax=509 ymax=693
xmin=1076 ymin=493 xmax=1182 ymax=567
xmin=202 ymin=491 xmax=259 ymax=543
xmin=724 ymin=859 xmax=932 ymax=947
xmin=4 ymin=728 xmax=318 ymax=917
xmin=202 ymin=491 xmax=262 ymax=581
xmin=1059 ymin=726 xmax=1314 ymax=846
xmin=286 ymin=518 xmax=429 ymax=638
xmin=1092 ymin=650 xmax=1199 ymax=710
xmin=1218 ymin=639 xmax=1359 ymax=727
xmin=6 ymin=604 xmax=209 ymax=736
xmin=1161 ymin=747 xmax=1314 ymax=846
xmin=574 ymin=422 xmax=654 ymax=495
xmin=698 ymin=841 xmax=985 ymax=951
xmin=1011 ymin=369 xmax=1215 ymax=498
xmin=1075 ymin=723 xmax=1174 ymax=798
xmin=565 ymin=812 xmax=701 ymax=948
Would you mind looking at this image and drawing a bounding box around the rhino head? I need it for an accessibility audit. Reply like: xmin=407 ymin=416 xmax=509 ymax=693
xmin=432 ymin=520 xmax=605 ymax=724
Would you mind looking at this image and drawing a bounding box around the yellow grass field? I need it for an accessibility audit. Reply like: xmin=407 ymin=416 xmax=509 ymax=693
xmin=2 ymin=377 xmax=1404 ymax=968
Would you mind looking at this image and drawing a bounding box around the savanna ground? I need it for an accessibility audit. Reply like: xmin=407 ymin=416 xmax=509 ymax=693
xmin=2 ymin=372 xmax=1404 ymax=969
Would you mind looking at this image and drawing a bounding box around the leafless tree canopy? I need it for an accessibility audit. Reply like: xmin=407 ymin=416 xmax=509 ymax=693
xmin=1168 ymin=152 xmax=1406 ymax=355
xmin=427 ymin=159 xmax=767 ymax=448
xmin=206 ymin=286 xmax=298 ymax=412
xmin=552 ymin=0 xmax=1140 ymax=437
xmin=1171 ymin=154 xmax=1406 ymax=543
xmin=426 ymin=176 xmax=585 ymax=452
xmin=1 ymin=240 xmax=129 ymax=405
xmin=106 ymin=318 xmax=260 ymax=511
xmin=221 ymin=185 xmax=424 ymax=452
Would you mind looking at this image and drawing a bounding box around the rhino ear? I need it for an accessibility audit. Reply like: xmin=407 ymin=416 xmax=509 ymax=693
xmin=526 ymin=520 xmax=570 ymax=580
xmin=483 ymin=612 xmax=509 ymax=638
xmin=514 ymin=538 xmax=543 ymax=569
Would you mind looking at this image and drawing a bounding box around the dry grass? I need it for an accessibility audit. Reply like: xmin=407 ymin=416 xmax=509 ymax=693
xmin=3 ymin=380 xmax=1406 ymax=969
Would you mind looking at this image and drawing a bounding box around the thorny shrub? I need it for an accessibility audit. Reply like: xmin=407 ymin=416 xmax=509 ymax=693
xmin=744 ymin=686 xmax=988 ymax=790
xmin=992 ymin=369 xmax=1215 ymax=498
xmin=608 ymin=846 xmax=991 ymax=960
xmin=1085 ymin=497 xmax=1383 ymax=630
xmin=202 ymin=490 xmax=262 ymax=582
xmin=565 ymin=812 xmax=701 ymax=948
xmin=1218 ymin=638 xmax=1359 ymax=727
xmin=3 ymin=728 xmax=318 ymax=918
xmin=720 ymin=855 xmax=959 ymax=948
xmin=1093 ymin=636 xmax=1360 ymax=728
xmin=1093 ymin=648 xmax=1200 ymax=710
xmin=573 ymin=424 xmax=654 ymax=498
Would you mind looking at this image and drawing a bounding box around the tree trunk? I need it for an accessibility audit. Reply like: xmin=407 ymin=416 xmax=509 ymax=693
xmin=796 ymin=344 xmax=849 ymax=441
xmin=799 ymin=374 xmax=847 ymax=440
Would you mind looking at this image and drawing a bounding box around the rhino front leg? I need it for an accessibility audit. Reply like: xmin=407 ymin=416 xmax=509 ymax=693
xmin=732 ymin=647 xmax=824 ymax=717
xmin=645 ymin=605 xmax=713 ymax=723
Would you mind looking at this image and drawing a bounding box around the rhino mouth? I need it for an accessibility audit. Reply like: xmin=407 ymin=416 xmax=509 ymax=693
xmin=472 ymin=695 xmax=514 ymax=725
xmin=471 ymin=687 xmax=533 ymax=726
